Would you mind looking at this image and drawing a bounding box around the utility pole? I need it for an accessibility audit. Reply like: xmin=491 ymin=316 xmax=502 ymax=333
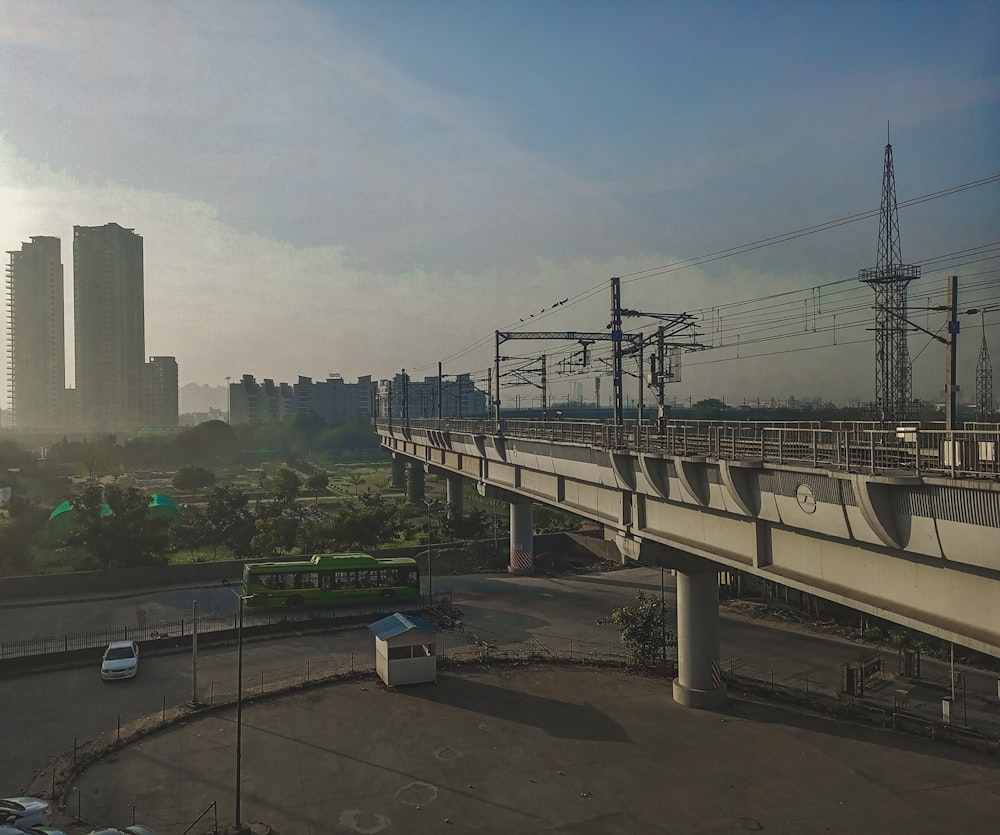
xmin=611 ymin=277 xmax=624 ymax=425
xmin=437 ymin=361 xmax=443 ymax=419
xmin=540 ymin=355 xmax=547 ymax=418
xmin=945 ymin=275 xmax=960 ymax=432
xmin=191 ymin=600 xmax=198 ymax=705
xmin=494 ymin=330 xmax=501 ymax=423
xmin=401 ymin=369 xmax=409 ymax=428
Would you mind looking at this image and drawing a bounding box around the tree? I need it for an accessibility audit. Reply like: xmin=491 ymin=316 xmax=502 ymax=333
xmin=438 ymin=506 xmax=488 ymax=540
xmin=80 ymin=438 xmax=120 ymax=482
xmin=65 ymin=484 xmax=170 ymax=568
xmin=0 ymin=501 xmax=48 ymax=576
xmin=173 ymin=420 xmax=240 ymax=466
xmin=328 ymin=490 xmax=408 ymax=550
xmin=305 ymin=471 xmax=330 ymax=503
xmin=268 ymin=467 xmax=302 ymax=507
xmin=202 ymin=486 xmax=255 ymax=558
xmin=172 ymin=466 xmax=216 ymax=490
xmin=250 ymin=516 xmax=300 ymax=559
xmin=597 ymin=590 xmax=673 ymax=671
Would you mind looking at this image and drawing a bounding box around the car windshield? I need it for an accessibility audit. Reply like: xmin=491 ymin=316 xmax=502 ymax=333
xmin=106 ymin=647 xmax=135 ymax=660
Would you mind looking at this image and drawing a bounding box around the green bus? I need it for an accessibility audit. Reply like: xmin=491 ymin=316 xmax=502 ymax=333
xmin=242 ymin=553 xmax=421 ymax=609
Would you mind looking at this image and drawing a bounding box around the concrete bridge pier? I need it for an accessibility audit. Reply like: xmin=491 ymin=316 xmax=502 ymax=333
xmin=406 ymin=462 xmax=425 ymax=503
xmin=391 ymin=457 xmax=406 ymax=490
xmin=509 ymin=499 xmax=534 ymax=575
xmin=673 ymin=567 xmax=727 ymax=709
xmin=446 ymin=474 xmax=464 ymax=519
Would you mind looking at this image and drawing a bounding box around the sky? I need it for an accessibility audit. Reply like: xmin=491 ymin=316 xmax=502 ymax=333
xmin=1 ymin=0 xmax=998 ymax=410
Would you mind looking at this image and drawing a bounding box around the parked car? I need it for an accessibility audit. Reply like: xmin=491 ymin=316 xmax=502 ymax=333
xmin=101 ymin=640 xmax=139 ymax=681
xmin=23 ymin=828 xmax=68 ymax=835
xmin=87 ymin=827 xmax=155 ymax=835
xmin=0 ymin=796 xmax=51 ymax=828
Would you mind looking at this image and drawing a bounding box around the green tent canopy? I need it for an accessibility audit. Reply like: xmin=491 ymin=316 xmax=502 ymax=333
xmin=48 ymin=493 xmax=181 ymax=539
xmin=148 ymin=493 xmax=182 ymax=519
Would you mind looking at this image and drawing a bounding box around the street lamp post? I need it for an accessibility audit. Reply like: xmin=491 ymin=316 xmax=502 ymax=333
xmin=223 ymin=582 xmax=249 ymax=834
xmin=423 ymin=499 xmax=434 ymax=606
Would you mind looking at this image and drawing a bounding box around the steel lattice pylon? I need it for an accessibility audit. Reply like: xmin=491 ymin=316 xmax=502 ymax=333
xmin=859 ymin=141 xmax=920 ymax=423
xmin=977 ymin=322 xmax=993 ymax=419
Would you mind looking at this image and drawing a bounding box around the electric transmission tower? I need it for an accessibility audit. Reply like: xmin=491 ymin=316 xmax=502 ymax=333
xmin=859 ymin=136 xmax=920 ymax=423
xmin=976 ymin=315 xmax=993 ymax=420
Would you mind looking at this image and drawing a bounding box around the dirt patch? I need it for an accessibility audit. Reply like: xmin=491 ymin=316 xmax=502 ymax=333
xmin=722 ymin=599 xmax=857 ymax=638
xmin=532 ymin=549 xmax=622 ymax=576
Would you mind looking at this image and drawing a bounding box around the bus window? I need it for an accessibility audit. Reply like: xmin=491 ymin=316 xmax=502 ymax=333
xmin=299 ymin=572 xmax=319 ymax=589
xmin=320 ymin=572 xmax=333 ymax=591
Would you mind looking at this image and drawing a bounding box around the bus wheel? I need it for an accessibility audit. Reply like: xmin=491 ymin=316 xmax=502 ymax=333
xmin=287 ymin=595 xmax=304 ymax=609
xmin=380 ymin=590 xmax=395 ymax=602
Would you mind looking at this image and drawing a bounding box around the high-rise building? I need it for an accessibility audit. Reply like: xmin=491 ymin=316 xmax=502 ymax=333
xmin=73 ymin=223 xmax=145 ymax=430
xmin=5 ymin=236 xmax=65 ymax=429
xmin=145 ymin=355 xmax=179 ymax=427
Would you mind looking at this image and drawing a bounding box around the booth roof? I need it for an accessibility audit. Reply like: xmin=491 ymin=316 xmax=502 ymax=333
xmin=368 ymin=612 xmax=442 ymax=640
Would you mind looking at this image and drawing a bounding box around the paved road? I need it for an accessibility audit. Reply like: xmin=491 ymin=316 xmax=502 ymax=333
xmin=65 ymin=666 xmax=1000 ymax=834
xmin=3 ymin=569 xmax=999 ymax=799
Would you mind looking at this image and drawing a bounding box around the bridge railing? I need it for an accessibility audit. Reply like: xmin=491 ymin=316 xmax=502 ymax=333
xmin=380 ymin=419 xmax=1000 ymax=480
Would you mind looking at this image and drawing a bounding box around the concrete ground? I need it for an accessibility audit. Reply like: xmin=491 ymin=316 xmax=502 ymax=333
xmin=61 ymin=663 xmax=1000 ymax=835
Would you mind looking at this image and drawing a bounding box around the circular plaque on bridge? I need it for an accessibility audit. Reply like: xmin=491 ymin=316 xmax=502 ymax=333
xmin=795 ymin=484 xmax=817 ymax=513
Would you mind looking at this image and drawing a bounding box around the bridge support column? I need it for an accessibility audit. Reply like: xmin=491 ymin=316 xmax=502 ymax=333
xmin=673 ymin=568 xmax=727 ymax=709
xmin=446 ymin=475 xmax=464 ymax=519
xmin=406 ymin=462 xmax=425 ymax=503
xmin=391 ymin=457 xmax=406 ymax=490
xmin=509 ymin=499 xmax=534 ymax=575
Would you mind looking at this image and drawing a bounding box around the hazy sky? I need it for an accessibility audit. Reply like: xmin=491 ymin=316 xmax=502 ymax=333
xmin=2 ymin=1 xmax=998 ymax=408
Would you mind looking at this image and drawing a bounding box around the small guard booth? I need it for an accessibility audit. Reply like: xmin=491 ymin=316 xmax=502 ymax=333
xmin=369 ymin=613 xmax=443 ymax=687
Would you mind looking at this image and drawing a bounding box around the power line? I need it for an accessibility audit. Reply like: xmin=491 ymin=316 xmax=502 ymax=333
xmin=420 ymin=174 xmax=1000 ymax=380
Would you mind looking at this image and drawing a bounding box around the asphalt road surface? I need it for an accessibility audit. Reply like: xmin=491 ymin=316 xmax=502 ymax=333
xmin=2 ymin=568 xmax=999 ymax=801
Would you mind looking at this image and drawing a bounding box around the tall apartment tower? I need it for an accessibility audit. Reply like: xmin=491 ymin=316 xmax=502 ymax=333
xmin=73 ymin=223 xmax=145 ymax=430
xmin=5 ymin=236 xmax=65 ymax=428
xmin=145 ymin=355 xmax=179 ymax=427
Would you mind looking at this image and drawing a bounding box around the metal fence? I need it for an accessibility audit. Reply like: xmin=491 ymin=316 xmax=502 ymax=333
xmin=0 ymin=598 xmax=428 ymax=661
xmin=384 ymin=418 xmax=1000 ymax=480
xmin=722 ymin=662 xmax=1000 ymax=758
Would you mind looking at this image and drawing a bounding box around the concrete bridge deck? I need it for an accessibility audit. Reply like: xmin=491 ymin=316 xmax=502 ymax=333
xmin=378 ymin=418 xmax=1000 ymax=669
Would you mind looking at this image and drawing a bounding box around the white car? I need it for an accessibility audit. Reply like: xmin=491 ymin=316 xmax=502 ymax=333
xmin=101 ymin=640 xmax=139 ymax=681
xmin=87 ymin=827 xmax=155 ymax=835
xmin=0 ymin=796 xmax=51 ymax=828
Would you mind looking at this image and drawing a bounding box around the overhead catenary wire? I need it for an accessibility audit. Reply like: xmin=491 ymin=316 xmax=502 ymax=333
xmin=409 ymin=174 xmax=1000 ymax=389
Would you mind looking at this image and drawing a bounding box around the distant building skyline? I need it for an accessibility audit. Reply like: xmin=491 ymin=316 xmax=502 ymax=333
xmin=5 ymin=236 xmax=65 ymax=429
xmin=145 ymin=355 xmax=179 ymax=428
xmin=376 ymin=372 xmax=488 ymax=421
xmin=3 ymin=222 xmax=180 ymax=432
xmin=229 ymin=373 xmax=376 ymax=425
xmin=73 ymin=222 xmax=146 ymax=430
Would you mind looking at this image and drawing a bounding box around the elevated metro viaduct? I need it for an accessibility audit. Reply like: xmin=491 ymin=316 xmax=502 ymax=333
xmin=378 ymin=418 xmax=1000 ymax=710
